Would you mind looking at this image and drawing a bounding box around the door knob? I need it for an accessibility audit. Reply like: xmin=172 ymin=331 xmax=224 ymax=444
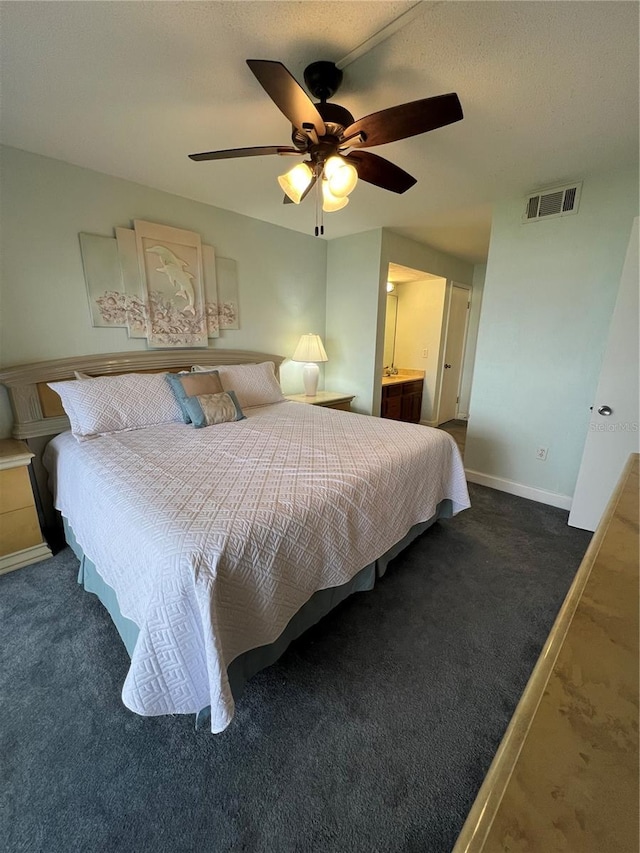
xmin=598 ymin=405 xmax=612 ymax=416
xmin=444 ymin=363 xmax=452 ymax=369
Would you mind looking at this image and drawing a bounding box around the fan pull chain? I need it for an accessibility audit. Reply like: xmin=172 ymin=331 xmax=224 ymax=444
xmin=319 ymin=166 xmax=324 ymax=236
xmin=314 ymin=168 xmax=324 ymax=237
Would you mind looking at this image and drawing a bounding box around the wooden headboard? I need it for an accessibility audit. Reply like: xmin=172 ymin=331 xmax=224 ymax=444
xmin=0 ymin=349 xmax=285 ymax=535
xmin=0 ymin=348 xmax=285 ymax=440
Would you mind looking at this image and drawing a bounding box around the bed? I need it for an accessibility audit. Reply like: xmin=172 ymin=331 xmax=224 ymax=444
xmin=0 ymin=350 xmax=470 ymax=732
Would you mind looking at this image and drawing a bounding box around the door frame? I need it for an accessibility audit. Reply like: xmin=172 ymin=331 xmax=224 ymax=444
xmin=434 ymin=281 xmax=471 ymax=424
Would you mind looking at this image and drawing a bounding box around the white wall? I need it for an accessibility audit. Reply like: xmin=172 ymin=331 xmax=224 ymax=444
xmin=324 ymin=230 xmax=384 ymax=415
xmin=457 ymin=263 xmax=486 ymax=419
xmin=0 ymin=146 xmax=327 ymax=435
xmin=465 ymin=166 xmax=639 ymax=505
xmin=393 ymin=278 xmax=447 ymax=422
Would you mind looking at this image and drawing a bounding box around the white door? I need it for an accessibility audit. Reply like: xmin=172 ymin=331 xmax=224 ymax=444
xmin=437 ymin=285 xmax=470 ymax=424
xmin=568 ymin=217 xmax=639 ymax=531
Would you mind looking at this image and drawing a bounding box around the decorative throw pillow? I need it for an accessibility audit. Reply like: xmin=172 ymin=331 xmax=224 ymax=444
xmin=48 ymin=372 xmax=182 ymax=441
xmin=183 ymin=391 xmax=246 ymax=428
xmin=191 ymin=361 xmax=284 ymax=409
xmin=165 ymin=370 xmax=223 ymax=423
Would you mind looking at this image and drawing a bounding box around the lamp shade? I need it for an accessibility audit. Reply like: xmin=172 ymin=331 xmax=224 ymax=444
xmin=278 ymin=162 xmax=314 ymax=204
xmin=292 ymin=333 xmax=328 ymax=363
xmin=322 ymin=181 xmax=349 ymax=213
xmin=324 ymin=156 xmax=358 ymax=198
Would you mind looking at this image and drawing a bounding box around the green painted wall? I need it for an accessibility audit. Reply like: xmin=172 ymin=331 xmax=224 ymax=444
xmin=323 ymin=229 xmax=476 ymax=417
xmin=380 ymin=231 xmax=474 ymax=285
xmin=465 ymin=167 xmax=639 ymax=499
xmin=0 ymin=146 xmax=327 ymax=435
xmin=324 ymin=230 xmax=384 ymax=415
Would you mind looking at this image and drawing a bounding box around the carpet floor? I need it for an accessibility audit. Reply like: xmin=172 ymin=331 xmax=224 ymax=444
xmin=1 ymin=484 xmax=590 ymax=853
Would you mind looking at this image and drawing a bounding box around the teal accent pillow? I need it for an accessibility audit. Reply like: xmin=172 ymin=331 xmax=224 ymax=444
xmin=165 ymin=370 xmax=223 ymax=424
xmin=183 ymin=390 xmax=246 ymax=428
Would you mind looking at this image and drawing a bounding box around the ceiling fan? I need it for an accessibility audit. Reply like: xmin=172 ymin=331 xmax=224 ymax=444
xmin=189 ymin=60 xmax=463 ymax=235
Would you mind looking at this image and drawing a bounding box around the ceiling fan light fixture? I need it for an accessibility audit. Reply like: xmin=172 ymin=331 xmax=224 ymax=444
xmin=322 ymin=181 xmax=349 ymax=212
xmin=277 ymin=162 xmax=314 ymax=203
xmin=324 ymin=155 xmax=358 ymax=198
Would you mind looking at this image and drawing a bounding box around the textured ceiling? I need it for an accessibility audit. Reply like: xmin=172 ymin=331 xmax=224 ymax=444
xmin=1 ymin=1 xmax=638 ymax=264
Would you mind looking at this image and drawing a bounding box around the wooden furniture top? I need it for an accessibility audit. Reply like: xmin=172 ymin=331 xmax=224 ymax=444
xmin=286 ymin=392 xmax=355 ymax=406
xmin=453 ymin=453 xmax=639 ymax=853
xmin=0 ymin=439 xmax=34 ymax=470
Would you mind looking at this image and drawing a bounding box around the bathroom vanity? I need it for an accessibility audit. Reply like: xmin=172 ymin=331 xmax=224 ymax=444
xmin=380 ymin=372 xmax=424 ymax=423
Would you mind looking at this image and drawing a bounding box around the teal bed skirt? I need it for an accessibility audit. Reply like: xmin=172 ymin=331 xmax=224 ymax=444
xmin=64 ymin=501 xmax=452 ymax=727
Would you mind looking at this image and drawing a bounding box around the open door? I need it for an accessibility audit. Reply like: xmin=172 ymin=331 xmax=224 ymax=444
xmin=568 ymin=218 xmax=639 ymax=531
xmin=437 ymin=284 xmax=470 ymax=425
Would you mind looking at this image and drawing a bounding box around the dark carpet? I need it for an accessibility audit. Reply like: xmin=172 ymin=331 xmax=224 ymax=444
xmin=1 ymin=484 xmax=590 ymax=853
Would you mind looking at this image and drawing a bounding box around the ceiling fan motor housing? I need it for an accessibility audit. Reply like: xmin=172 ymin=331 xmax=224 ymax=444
xmin=303 ymin=61 xmax=343 ymax=101
xmin=291 ymin=101 xmax=355 ymax=151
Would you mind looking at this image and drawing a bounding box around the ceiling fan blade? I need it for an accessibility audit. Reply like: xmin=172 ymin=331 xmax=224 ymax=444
xmin=283 ymin=174 xmax=317 ymax=204
xmin=247 ymin=60 xmax=325 ymax=137
xmin=189 ymin=146 xmax=301 ymax=162
xmin=347 ymin=151 xmax=417 ymax=194
xmin=343 ymin=93 xmax=463 ymax=149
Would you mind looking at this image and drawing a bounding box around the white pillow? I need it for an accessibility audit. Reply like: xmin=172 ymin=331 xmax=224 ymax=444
xmin=48 ymin=372 xmax=182 ymax=441
xmin=191 ymin=361 xmax=284 ymax=408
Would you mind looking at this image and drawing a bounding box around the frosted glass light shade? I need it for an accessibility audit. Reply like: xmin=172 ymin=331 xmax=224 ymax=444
xmin=278 ymin=162 xmax=313 ymax=204
xmin=324 ymin=156 xmax=358 ymax=198
xmin=292 ymin=333 xmax=328 ymax=363
xmin=322 ymin=181 xmax=349 ymax=212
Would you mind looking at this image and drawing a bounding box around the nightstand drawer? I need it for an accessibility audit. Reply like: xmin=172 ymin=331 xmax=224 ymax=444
xmin=0 ymin=465 xmax=34 ymax=514
xmin=0 ymin=505 xmax=43 ymax=556
xmin=0 ymin=438 xmax=52 ymax=575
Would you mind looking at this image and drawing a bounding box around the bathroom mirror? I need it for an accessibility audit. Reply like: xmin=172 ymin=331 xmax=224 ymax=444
xmin=383 ymin=294 xmax=398 ymax=368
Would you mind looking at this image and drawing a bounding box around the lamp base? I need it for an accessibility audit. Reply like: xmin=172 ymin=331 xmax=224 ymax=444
xmin=301 ymin=363 xmax=320 ymax=397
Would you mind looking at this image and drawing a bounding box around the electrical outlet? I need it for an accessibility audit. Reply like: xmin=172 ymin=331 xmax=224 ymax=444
xmin=536 ymin=446 xmax=548 ymax=461
xmin=421 ymin=348 xmax=428 ymax=358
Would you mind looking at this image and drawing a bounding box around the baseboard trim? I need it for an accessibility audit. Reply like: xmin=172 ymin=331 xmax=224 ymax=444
xmin=420 ymin=419 xmax=439 ymax=427
xmin=465 ymin=469 xmax=573 ymax=510
xmin=0 ymin=542 xmax=53 ymax=576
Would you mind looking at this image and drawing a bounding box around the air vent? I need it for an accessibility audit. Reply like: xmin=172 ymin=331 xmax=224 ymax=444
xmin=522 ymin=182 xmax=582 ymax=223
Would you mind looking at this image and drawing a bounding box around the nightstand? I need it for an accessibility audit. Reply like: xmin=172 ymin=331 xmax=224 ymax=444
xmin=0 ymin=439 xmax=52 ymax=575
xmin=286 ymin=391 xmax=355 ymax=412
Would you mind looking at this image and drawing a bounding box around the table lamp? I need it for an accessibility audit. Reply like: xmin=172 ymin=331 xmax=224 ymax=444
xmin=292 ymin=333 xmax=328 ymax=397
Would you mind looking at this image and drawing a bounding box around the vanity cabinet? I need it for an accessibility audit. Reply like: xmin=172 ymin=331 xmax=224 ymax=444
xmin=380 ymin=379 xmax=423 ymax=424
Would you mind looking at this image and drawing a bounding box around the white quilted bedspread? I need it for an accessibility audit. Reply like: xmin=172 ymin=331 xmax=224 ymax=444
xmin=45 ymin=402 xmax=470 ymax=731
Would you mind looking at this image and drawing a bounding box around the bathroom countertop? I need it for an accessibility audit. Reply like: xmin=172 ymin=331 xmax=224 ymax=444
xmin=381 ymin=370 xmax=425 ymax=387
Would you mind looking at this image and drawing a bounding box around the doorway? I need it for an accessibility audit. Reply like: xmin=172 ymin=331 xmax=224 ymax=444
xmin=382 ymin=265 xmax=474 ymax=445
